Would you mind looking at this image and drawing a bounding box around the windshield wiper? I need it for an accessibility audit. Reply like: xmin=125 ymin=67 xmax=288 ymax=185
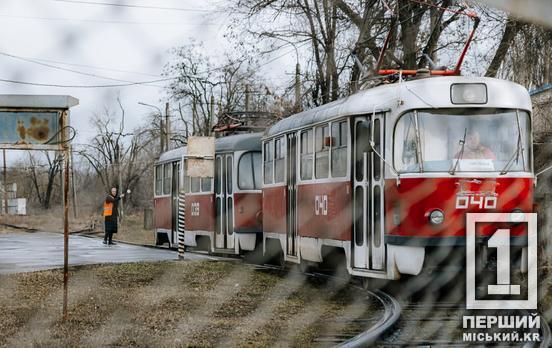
xmin=413 ymin=111 xmax=424 ymax=172
xmin=449 ymin=128 xmax=467 ymax=175
xmin=499 ymin=110 xmax=525 ymax=175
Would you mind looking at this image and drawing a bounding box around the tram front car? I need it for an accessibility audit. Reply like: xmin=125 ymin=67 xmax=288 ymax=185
xmin=386 ymin=76 xmax=533 ymax=276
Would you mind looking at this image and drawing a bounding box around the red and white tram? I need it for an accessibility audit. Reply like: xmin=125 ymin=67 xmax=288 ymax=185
xmin=183 ymin=133 xmax=263 ymax=255
xmin=262 ymin=76 xmax=533 ymax=279
xmin=154 ymin=147 xmax=185 ymax=247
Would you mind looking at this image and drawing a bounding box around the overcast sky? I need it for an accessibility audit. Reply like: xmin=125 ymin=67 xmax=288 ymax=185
xmin=0 ymin=0 xmax=297 ymax=162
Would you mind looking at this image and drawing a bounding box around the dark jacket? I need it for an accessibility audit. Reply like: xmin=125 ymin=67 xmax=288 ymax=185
xmin=104 ymin=195 xmax=121 ymax=232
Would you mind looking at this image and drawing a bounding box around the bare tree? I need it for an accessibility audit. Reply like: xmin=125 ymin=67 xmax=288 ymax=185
xmin=164 ymin=42 xmax=274 ymax=134
xmin=77 ymin=99 xmax=158 ymax=207
xmin=27 ymin=151 xmax=63 ymax=210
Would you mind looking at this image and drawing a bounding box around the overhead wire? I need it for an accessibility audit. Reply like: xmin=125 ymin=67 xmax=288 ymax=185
xmin=0 ymin=50 xmax=164 ymax=87
xmin=11 ymin=55 xmax=160 ymax=78
xmin=0 ymin=76 xmax=174 ymax=88
xmin=52 ymin=0 xmax=220 ymax=13
xmin=0 ymin=26 xmax=307 ymax=89
xmin=0 ymin=13 xmax=217 ymax=26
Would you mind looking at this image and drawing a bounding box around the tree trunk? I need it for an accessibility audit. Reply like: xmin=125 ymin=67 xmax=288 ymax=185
xmin=485 ymin=16 xmax=520 ymax=78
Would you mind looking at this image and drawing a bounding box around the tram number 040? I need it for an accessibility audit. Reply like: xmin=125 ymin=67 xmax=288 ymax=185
xmin=456 ymin=195 xmax=497 ymax=209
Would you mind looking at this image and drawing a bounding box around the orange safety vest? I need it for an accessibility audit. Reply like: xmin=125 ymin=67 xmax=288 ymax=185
xmin=103 ymin=201 xmax=113 ymax=217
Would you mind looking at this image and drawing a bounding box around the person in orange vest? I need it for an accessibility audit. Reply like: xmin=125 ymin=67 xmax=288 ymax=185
xmin=103 ymin=187 xmax=125 ymax=245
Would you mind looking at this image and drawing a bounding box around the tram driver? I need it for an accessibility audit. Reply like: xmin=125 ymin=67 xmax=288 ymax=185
xmin=456 ymin=129 xmax=496 ymax=160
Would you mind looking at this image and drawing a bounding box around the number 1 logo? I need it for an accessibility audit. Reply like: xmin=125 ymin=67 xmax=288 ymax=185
xmin=466 ymin=213 xmax=537 ymax=310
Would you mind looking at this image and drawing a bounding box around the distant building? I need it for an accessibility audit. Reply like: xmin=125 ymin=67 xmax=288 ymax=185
xmin=0 ymin=182 xmax=27 ymax=215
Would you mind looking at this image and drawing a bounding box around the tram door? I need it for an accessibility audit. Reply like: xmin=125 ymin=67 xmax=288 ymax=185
xmin=215 ymin=155 xmax=235 ymax=249
xmin=171 ymin=162 xmax=180 ymax=247
xmin=353 ymin=115 xmax=385 ymax=270
xmin=286 ymin=134 xmax=298 ymax=257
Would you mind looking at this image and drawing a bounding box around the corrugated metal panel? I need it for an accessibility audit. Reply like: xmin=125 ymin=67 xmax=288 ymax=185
xmin=530 ymin=84 xmax=552 ymax=96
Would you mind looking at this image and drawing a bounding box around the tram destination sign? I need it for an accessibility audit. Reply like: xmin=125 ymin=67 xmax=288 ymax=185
xmin=186 ymin=136 xmax=215 ymax=178
xmin=0 ymin=95 xmax=78 ymax=150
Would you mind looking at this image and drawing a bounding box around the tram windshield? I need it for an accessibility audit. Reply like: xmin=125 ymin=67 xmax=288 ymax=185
xmin=394 ymin=109 xmax=531 ymax=174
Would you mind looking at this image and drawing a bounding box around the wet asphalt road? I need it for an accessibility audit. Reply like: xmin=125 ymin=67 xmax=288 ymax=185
xmin=0 ymin=232 xmax=208 ymax=274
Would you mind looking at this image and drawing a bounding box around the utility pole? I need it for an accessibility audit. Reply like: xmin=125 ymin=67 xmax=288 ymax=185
xmin=70 ymin=147 xmax=78 ymax=219
xmin=160 ymin=116 xmax=165 ymax=153
xmin=2 ymin=149 xmax=7 ymax=215
xmin=295 ymin=62 xmax=301 ymax=112
xmin=245 ymin=84 xmax=251 ymax=112
xmin=192 ymin=100 xmax=197 ymax=135
xmin=116 ymin=143 xmax=124 ymax=221
xmin=138 ymin=102 xmax=164 ymax=154
xmin=165 ymin=102 xmax=170 ymax=151
xmin=209 ymin=95 xmax=215 ymax=135
xmin=62 ymin=111 xmax=70 ymax=321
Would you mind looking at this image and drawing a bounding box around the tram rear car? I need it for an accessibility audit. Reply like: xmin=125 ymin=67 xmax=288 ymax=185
xmin=184 ymin=133 xmax=263 ymax=255
xmin=154 ymin=147 xmax=186 ymax=248
xmin=262 ymin=76 xmax=533 ymax=280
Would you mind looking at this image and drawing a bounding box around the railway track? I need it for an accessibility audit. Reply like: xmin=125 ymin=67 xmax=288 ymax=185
xmin=10 ymin=227 xmax=551 ymax=347
xmin=247 ymin=263 xmax=402 ymax=347
xmin=377 ymin=300 xmax=551 ymax=347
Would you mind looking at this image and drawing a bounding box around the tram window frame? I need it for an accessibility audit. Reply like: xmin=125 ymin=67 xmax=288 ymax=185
xmin=182 ymin=160 xmax=190 ymax=193
xmin=155 ymin=165 xmax=163 ymax=196
xmin=163 ymin=163 xmax=171 ymax=195
xmin=331 ymin=120 xmax=348 ymax=178
xmin=190 ymin=177 xmax=201 ymax=193
xmin=201 ymin=177 xmax=212 ymax=192
xmin=373 ymin=118 xmax=382 ymax=180
xmin=315 ymin=124 xmax=330 ymax=179
xmin=300 ymin=129 xmax=313 ymax=180
xmin=238 ymin=151 xmax=262 ymax=190
xmin=227 ymin=156 xmax=233 ymax=195
xmin=263 ymin=140 xmax=274 ymax=184
xmin=274 ymin=137 xmax=285 ymax=183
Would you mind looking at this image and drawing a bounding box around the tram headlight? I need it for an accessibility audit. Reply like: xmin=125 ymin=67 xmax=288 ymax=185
xmin=429 ymin=209 xmax=445 ymax=225
xmin=510 ymin=208 xmax=525 ymax=223
xmin=451 ymin=83 xmax=487 ymax=104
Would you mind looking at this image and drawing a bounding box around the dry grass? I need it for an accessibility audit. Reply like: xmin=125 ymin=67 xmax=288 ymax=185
xmin=0 ymin=261 xmax=379 ymax=347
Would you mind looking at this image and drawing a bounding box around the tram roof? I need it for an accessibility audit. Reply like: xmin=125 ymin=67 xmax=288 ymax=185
xmin=265 ymin=76 xmax=531 ymax=137
xmin=156 ymin=146 xmax=186 ymax=164
xmin=215 ymin=132 xmax=262 ymax=153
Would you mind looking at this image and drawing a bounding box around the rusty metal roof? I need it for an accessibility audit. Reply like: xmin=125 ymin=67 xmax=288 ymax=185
xmin=0 ymin=95 xmax=79 ymax=109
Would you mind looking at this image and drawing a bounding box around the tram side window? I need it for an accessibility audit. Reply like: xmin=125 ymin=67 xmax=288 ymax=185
xmin=190 ymin=177 xmax=201 ymax=193
xmin=155 ymin=165 xmax=162 ymax=196
xmin=163 ymin=163 xmax=171 ymax=195
xmin=264 ymin=141 xmax=274 ymax=184
xmin=182 ymin=160 xmax=190 ymax=193
xmin=238 ymin=152 xmax=262 ymax=190
xmin=300 ymin=129 xmax=313 ymax=180
xmin=201 ymin=177 xmax=212 ymax=192
xmin=183 ymin=174 xmax=190 ymax=193
xmin=274 ymin=137 xmax=285 ymax=183
xmin=315 ymin=125 xmax=329 ymax=179
xmin=331 ymin=120 xmax=348 ymax=177
xmin=373 ymin=118 xmax=381 ymax=180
